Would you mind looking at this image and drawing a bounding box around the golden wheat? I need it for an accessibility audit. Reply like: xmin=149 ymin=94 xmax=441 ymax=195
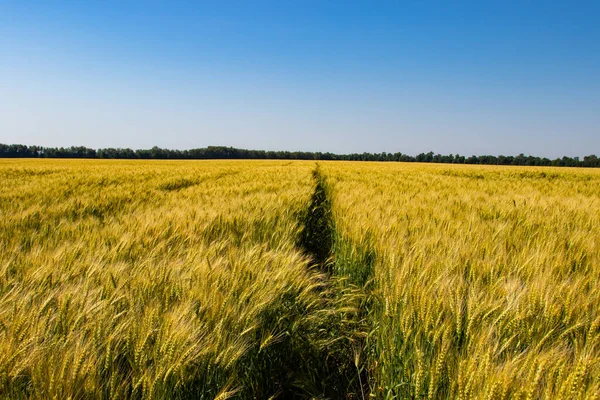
xmin=324 ymin=162 xmax=600 ymax=399
xmin=3 ymin=159 xmax=599 ymax=399
xmin=0 ymin=159 xmax=354 ymax=399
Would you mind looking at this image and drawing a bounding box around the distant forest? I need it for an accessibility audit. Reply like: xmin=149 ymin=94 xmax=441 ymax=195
xmin=1 ymin=143 xmax=599 ymax=167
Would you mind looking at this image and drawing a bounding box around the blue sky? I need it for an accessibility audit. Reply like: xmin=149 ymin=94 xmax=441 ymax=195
xmin=1 ymin=1 xmax=599 ymax=157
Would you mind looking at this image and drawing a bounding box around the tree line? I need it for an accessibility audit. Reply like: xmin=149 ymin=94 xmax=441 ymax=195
xmin=1 ymin=143 xmax=599 ymax=167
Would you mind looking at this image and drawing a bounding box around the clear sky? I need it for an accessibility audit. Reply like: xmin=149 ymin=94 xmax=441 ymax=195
xmin=1 ymin=1 xmax=599 ymax=157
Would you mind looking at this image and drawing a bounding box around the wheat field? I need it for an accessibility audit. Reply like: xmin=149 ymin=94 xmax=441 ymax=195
xmin=0 ymin=159 xmax=365 ymax=399
xmin=1 ymin=159 xmax=600 ymax=399
xmin=324 ymin=162 xmax=600 ymax=399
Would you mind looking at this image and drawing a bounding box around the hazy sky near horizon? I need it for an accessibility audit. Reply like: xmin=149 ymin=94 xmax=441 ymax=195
xmin=1 ymin=1 xmax=599 ymax=158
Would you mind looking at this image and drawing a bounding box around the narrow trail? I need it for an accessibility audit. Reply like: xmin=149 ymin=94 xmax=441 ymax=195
xmin=293 ymin=164 xmax=373 ymax=399
xmin=298 ymin=165 xmax=335 ymax=271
